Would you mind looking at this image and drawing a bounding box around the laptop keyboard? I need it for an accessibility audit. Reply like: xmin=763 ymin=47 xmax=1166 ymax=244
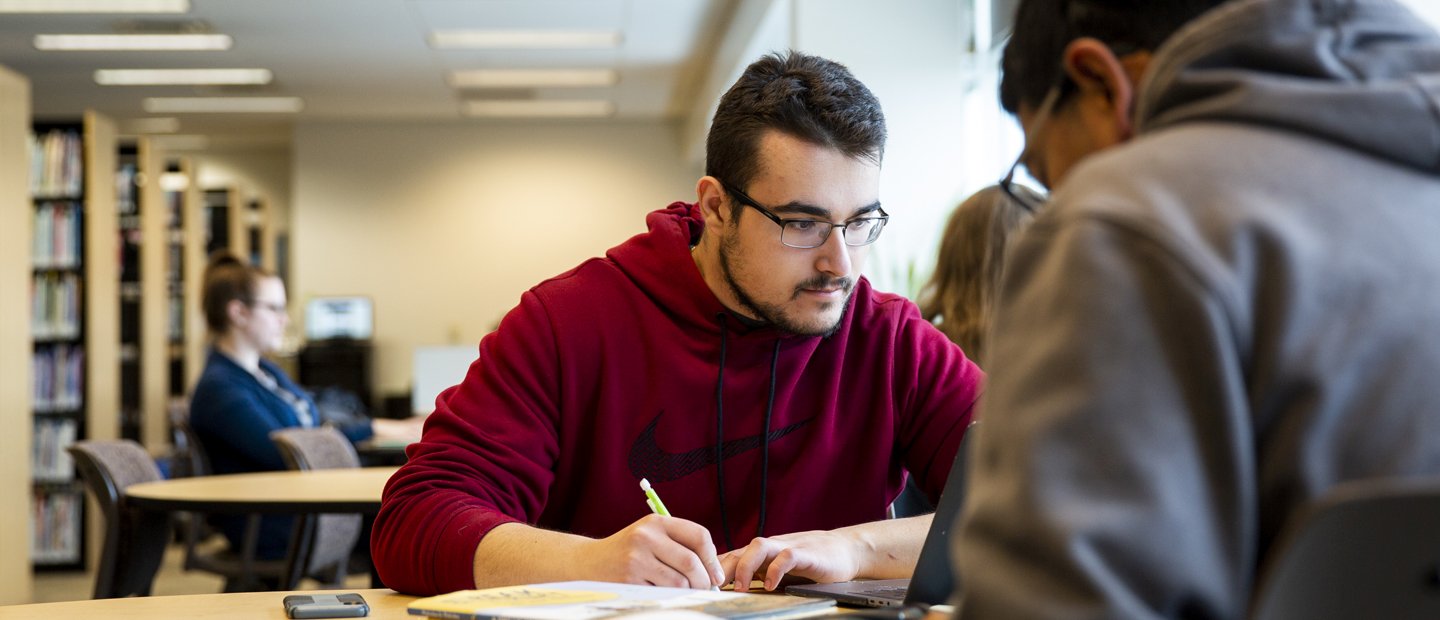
xmin=856 ymin=586 xmax=909 ymax=598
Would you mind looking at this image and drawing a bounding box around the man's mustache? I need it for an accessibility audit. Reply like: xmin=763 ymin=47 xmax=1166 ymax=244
xmin=794 ymin=276 xmax=853 ymax=295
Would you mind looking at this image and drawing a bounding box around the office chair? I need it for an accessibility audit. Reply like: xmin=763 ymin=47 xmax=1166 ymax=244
xmin=1251 ymin=476 xmax=1440 ymax=620
xmin=167 ymin=405 xmax=288 ymax=591
xmin=270 ymin=427 xmax=364 ymax=590
xmin=67 ymin=440 xmax=173 ymax=598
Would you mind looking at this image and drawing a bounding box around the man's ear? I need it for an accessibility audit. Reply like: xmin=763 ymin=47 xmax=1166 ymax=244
xmin=695 ymin=176 xmax=732 ymax=228
xmin=1061 ymin=37 xmax=1143 ymax=140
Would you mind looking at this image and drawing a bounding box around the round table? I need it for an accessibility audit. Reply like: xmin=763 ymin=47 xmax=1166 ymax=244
xmin=125 ymin=467 xmax=400 ymax=589
xmin=126 ymin=466 xmax=399 ymax=514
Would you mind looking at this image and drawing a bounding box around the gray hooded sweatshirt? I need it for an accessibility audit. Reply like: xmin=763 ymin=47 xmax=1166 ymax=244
xmin=956 ymin=0 xmax=1440 ymax=618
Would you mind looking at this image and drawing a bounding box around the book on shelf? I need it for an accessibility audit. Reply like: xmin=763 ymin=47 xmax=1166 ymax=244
xmin=29 ymin=129 xmax=83 ymax=199
xmin=32 ymin=201 xmax=82 ymax=269
xmin=31 ymin=488 xmax=81 ymax=564
xmin=31 ymin=272 xmax=82 ymax=339
xmin=32 ymin=418 xmax=77 ymax=482
xmin=32 ymin=344 xmax=84 ymax=412
xmin=406 ymin=581 xmax=837 ymax=620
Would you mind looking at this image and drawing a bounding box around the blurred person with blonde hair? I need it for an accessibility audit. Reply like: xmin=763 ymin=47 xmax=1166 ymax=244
xmin=918 ymin=183 xmax=1041 ymax=366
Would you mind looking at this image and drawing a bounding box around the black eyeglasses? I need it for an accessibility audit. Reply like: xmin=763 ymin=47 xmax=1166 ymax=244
xmin=720 ymin=181 xmax=889 ymax=249
xmin=997 ymin=79 xmax=1067 ymax=214
xmin=1000 ymin=38 xmax=1142 ymax=212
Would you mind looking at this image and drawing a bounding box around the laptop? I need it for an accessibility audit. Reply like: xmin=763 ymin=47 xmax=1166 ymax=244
xmin=784 ymin=423 xmax=975 ymax=608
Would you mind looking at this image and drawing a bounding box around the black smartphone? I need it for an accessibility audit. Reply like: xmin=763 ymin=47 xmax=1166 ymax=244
xmin=282 ymin=593 xmax=370 ymax=618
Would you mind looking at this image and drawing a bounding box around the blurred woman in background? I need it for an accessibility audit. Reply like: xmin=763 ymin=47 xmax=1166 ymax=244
xmin=190 ymin=252 xmax=418 ymax=564
xmin=918 ymin=184 xmax=1041 ymax=367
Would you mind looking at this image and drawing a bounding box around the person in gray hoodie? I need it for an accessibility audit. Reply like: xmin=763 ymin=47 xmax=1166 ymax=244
xmin=953 ymin=0 xmax=1440 ymax=618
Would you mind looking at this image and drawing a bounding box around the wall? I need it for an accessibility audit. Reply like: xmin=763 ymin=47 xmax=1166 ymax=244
xmin=680 ymin=0 xmax=1015 ymax=297
xmin=792 ymin=0 xmax=1016 ymax=297
xmin=292 ymin=120 xmax=701 ymax=400
xmin=0 ymin=63 xmax=33 ymax=607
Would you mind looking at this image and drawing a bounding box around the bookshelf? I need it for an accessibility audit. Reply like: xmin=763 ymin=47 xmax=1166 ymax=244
xmin=31 ymin=121 xmax=89 ymax=571
xmin=248 ymin=196 xmax=276 ymax=272
xmin=204 ymin=185 xmax=243 ymax=259
xmin=0 ymin=63 xmax=34 ymax=605
xmin=117 ymin=143 xmax=140 ymax=442
xmin=163 ymin=158 xmax=205 ymax=416
xmin=116 ymin=138 xmax=170 ymax=450
xmin=28 ymin=111 xmax=118 ymax=573
xmin=177 ymin=160 xmax=206 ymax=392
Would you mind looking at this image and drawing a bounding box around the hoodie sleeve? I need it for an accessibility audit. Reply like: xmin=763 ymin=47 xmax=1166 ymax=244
xmin=954 ymin=213 xmax=1253 ymax=620
xmin=893 ymin=301 xmax=985 ymax=501
xmin=372 ymin=289 xmax=562 ymax=595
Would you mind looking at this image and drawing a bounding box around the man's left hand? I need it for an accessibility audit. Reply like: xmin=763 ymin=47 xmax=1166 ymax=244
xmin=719 ymin=529 xmax=868 ymax=592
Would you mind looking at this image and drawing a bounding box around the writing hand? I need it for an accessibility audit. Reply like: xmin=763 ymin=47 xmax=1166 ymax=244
xmin=582 ymin=514 xmax=724 ymax=589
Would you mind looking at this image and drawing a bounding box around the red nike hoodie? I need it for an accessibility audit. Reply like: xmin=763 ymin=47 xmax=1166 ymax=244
xmin=372 ymin=203 xmax=984 ymax=595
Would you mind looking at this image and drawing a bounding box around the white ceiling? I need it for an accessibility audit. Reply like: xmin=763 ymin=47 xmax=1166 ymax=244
xmin=0 ymin=0 xmax=731 ymax=144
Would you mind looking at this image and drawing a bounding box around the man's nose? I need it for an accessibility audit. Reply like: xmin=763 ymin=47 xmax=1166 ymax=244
xmin=814 ymin=227 xmax=852 ymax=278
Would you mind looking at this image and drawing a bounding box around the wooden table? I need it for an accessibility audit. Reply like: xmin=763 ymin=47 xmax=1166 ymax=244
xmin=126 ymin=467 xmax=400 ymax=589
xmin=126 ymin=467 xmax=399 ymax=514
xmin=0 ymin=588 xmax=883 ymax=618
xmin=0 ymin=588 xmax=415 ymax=619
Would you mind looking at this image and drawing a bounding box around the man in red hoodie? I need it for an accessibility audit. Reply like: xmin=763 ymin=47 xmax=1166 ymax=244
xmin=372 ymin=51 xmax=985 ymax=595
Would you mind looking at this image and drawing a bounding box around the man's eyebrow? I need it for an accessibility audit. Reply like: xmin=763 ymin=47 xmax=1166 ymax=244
xmin=771 ymin=201 xmax=883 ymax=219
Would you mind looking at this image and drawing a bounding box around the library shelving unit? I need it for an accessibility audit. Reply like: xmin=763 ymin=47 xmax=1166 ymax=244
xmin=1 ymin=63 xmax=34 ymax=605
xmin=247 ymin=196 xmax=276 ymax=272
xmin=164 ymin=158 xmax=206 ymax=415
xmin=116 ymin=138 xmax=169 ymax=451
xmin=29 ymin=110 xmax=118 ymax=573
xmin=203 ymin=185 xmax=243 ymax=259
xmin=117 ymin=143 xmax=141 ymax=442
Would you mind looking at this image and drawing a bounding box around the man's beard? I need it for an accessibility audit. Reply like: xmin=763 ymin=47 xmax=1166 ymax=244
xmin=717 ymin=232 xmax=854 ymax=338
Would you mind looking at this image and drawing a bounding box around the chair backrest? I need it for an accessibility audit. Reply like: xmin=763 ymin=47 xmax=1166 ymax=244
xmin=1251 ymin=477 xmax=1440 ymax=620
xmin=269 ymin=427 xmax=362 ymax=584
xmin=271 ymin=427 xmax=361 ymax=471
xmin=67 ymin=440 xmax=170 ymax=599
xmin=168 ymin=403 xmax=212 ymax=478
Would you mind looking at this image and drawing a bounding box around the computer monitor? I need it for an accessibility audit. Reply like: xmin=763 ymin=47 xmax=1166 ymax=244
xmin=305 ymin=296 xmax=373 ymax=341
xmin=411 ymin=345 xmax=476 ymax=415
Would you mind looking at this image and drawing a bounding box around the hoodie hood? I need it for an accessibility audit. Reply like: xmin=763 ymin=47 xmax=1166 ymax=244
xmin=605 ymin=202 xmax=736 ymax=334
xmin=1136 ymin=0 xmax=1440 ymax=173
xmin=605 ymin=201 xmax=792 ymax=336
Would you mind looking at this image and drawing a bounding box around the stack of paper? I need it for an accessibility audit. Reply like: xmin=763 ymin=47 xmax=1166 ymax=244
xmin=407 ymin=581 xmax=837 ymax=620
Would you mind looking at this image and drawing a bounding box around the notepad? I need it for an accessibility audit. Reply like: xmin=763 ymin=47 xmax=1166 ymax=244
xmin=406 ymin=580 xmax=836 ymax=620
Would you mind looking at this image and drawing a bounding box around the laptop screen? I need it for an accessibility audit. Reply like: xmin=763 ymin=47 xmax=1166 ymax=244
xmin=902 ymin=421 xmax=976 ymax=606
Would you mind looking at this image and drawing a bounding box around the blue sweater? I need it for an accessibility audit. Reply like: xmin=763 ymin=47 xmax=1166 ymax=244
xmin=190 ymin=349 xmax=373 ymax=559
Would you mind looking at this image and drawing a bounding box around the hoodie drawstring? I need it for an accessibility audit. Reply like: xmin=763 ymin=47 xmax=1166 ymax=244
xmin=713 ymin=314 xmax=783 ymax=550
xmin=758 ymin=338 xmax=780 ymax=539
xmin=715 ymin=315 xmax=733 ymax=550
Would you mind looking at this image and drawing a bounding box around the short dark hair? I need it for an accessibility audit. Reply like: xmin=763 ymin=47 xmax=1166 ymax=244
xmin=999 ymin=0 xmax=1230 ymax=114
xmin=706 ymin=51 xmax=886 ymax=200
xmin=201 ymin=250 xmax=275 ymax=334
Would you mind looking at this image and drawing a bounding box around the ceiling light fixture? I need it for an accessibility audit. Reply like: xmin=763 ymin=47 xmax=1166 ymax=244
xmin=429 ymin=30 xmax=621 ymax=50
xmin=0 ymin=0 xmax=187 ymax=12
xmin=449 ymin=69 xmax=618 ymax=89
xmin=96 ymin=68 xmax=272 ymax=85
xmin=35 ymin=33 xmax=231 ymax=50
xmin=143 ymin=97 xmax=304 ymax=113
xmin=462 ymin=99 xmax=615 ymax=118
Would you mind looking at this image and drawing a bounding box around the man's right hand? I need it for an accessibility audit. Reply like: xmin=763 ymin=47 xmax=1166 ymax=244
xmin=580 ymin=514 xmax=725 ymax=589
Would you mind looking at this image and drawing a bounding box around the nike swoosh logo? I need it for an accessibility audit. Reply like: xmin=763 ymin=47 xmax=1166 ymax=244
xmin=628 ymin=410 xmax=813 ymax=484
